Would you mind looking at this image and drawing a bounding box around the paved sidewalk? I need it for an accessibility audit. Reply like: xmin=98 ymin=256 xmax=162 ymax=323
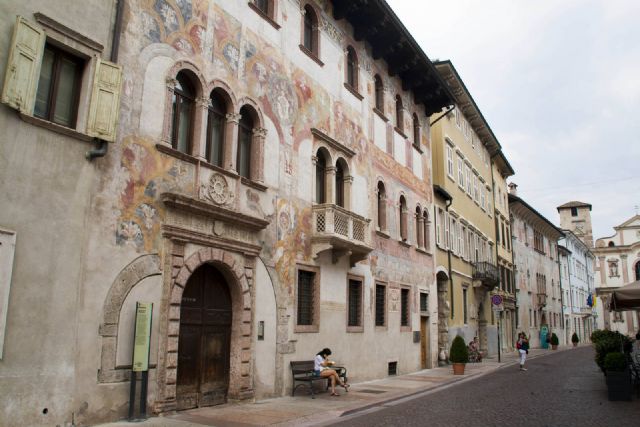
xmin=97 ymin=345 xmax=577 ymax=427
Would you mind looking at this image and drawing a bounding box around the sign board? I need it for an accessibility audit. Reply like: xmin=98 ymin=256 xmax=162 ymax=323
xmin=492 ymin=304 xmax=504 ymax=312
xmin=132 ymin=302 xmax=153 ymax=372
xmin=491 ymin=294 xmax=503 ymax=306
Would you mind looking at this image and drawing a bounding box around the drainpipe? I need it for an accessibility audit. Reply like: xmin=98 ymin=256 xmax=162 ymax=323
xmin=86 ymin=0 xmax=124 ymax=161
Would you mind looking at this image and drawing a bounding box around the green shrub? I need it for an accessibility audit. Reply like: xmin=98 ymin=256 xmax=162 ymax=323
xmin=591 ymin=329 xmax=616 ymax=344
xmin=551 ymin=333 xmax=559 ymax=346
xmin=593 ymin=331 xmax=632 ymax=373
xmin=571 ymin=332 xmax=579 ymax=344
xmin=449 ymin=335 xmax=469 ymax=364
xmin=604 ymin=352 xmax=627 ymax=372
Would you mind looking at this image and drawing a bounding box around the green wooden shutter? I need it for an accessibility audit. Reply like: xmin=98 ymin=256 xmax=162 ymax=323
xmin=86 ymin=58 xmax=122 ymax=142
xmin=1 ymin=16 xmax=45 ymax=113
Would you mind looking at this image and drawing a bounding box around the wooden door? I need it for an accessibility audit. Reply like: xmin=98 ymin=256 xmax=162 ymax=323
xmin=177 ymin=264 xmax=232 ymax=410
xmin=420 ymin=316 xmax=429 ymax=369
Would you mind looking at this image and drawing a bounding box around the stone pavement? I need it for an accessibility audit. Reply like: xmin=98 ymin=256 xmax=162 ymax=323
xmin=97 ymin=345 xmax=578 ymax=427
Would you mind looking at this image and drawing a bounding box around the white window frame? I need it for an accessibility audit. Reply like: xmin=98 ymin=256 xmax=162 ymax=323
xmin=436 ymin=208 xmax=443 ymax=246
xmin=457 ymin=154 xmax=464 ymax=189
xmin=446 ymin=144 xmax=454 ymax=179
xmin=473 ymin=173 xmax=479 ymax=203
xmin=465 ymin=163 xmax=472 ymax=195
xmin=444 ymin=212 xmax=450 ymax=249
xmin=459 ymin=224 xmax=465 ymax=259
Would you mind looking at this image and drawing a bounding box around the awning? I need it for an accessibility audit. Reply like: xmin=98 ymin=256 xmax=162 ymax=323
xmin=610 ymin=280 xmax=640 ymax=311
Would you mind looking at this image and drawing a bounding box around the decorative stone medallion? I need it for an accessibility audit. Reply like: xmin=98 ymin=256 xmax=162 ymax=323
xmin=201 ymin=173 xmax=234 ymax=206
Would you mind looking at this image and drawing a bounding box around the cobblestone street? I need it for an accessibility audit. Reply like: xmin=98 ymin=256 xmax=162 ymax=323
xmin=330 ymin=347 xmax=640 ymax=427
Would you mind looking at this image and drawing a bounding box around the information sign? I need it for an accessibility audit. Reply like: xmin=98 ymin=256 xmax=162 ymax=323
xmin=132 ymin=302 xmax=153 ymax=372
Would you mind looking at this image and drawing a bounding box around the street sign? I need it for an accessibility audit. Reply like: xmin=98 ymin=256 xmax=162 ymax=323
xmin=491 ymin=294 xmax=503 ymax=306
xmin=492 ymin=304 xmax=504 ymax=312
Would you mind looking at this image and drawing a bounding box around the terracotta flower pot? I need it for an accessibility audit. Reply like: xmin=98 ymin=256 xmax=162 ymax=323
xmin=572 ymin=342 xmax=578 ymax=347
xmin=452 ymin=363 xmax=466 ymax=375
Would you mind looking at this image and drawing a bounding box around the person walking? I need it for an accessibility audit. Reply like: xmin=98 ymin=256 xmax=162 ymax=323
xmin=516 ymin=332 xmax=530 ymax=371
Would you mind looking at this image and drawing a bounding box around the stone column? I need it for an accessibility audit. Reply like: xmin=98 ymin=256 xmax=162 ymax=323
xmin=161 ymin=77 xmax=177 ymax=147
xmin=224 ymin=113 xmax=241 ymax=173
xmin=193 ymin=96 xmax=209 ymax=160
xmin=325 ymin=165 xmax=336 ymax=205
xmin=598 ymin=256 xmax=606 ymax=284
xmin=343 ymin=175 xmax=353 ymax=211
xmin=251 ymin=127 xmax=267 ymax=183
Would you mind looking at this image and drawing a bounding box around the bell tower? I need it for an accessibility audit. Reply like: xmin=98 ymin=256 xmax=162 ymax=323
xmin=557 ymin=201 xmax=593 ymax=248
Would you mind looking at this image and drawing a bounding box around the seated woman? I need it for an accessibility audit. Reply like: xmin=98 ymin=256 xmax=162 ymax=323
xmin=468 ymin=337 xmax=482 ymax=362
xmin=314 ymin=348 xmax=349 ymax=396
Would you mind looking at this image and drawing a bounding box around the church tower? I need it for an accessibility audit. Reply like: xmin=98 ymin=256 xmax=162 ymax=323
xmin=557 ymin=201 xmax=593 ymax=248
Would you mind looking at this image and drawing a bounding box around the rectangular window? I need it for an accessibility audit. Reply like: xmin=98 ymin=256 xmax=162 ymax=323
xmin=436 ymin=208 xmax=443 ymax=246
xmin=34 ymin=44 xmax=84 ymax=128
xmin=451 ymin=218 xmax=458 ymax=254
xmin=295 ymin=266 xmax=319 ymax=332
xmin=375 ymin=283 xmax=386 ymax=327
xmin=446 ymin=145 xmax=454 ymax=178
xmin=473 ymin=174 xmax=479 ymax=203
xmin=571 ymin=207 xmax=578 ymax=217
xmin=457 ymin=155 xmax=464 ymax=188
xmin=465 ymin=164 xmax=472 ymax=195
xmin=444 ymin=212 xmax=450 ymax=249
xmin=400 ymin=288 xmax=410 ymax=328
xmin=347 ymin=277 xmax=363 ymax=331
xmin=463 ymin=288 xmax=468 ymax=324
xmin=420 ymin=292 xmax=428 ymax=312
xmin=480 ymin=185 xmax=486 ymax=210
xmin=459 ymin=225 xmax=465 ymax=259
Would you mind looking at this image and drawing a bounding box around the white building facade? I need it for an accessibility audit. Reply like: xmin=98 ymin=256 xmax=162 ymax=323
xmin=558 ymin=230 xmax=595 ymax=344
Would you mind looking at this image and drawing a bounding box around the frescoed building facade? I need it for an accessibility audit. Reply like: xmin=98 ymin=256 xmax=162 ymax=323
xmin=593 ymin=214 xmax=640 ymax=336
xmin=509 ymin=185 xmax=564 ymax=348
xmin=430 ymin=60 xmax=513 ymax=359
xmin=0 ymin=1 xmax=454 ymax=425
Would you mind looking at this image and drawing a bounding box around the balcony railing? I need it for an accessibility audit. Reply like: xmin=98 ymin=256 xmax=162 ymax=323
xmin=311 ymin=204 xmax=373 ymax=265
xmin=472 ymin=262 xmax=500 ymax=288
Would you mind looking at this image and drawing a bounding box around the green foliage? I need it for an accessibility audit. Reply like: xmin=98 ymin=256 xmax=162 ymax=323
xmin=551 ymin=333 xmax=559 ymax=346
xmin=571 ymin=332 xmax=580 ymax=344
xmin=604 ymin=352 xmax=627 ymax=372
xmin=593 ymin=331 xmax=632 ymax=373
xmin=449 ymin=335 xmax=469 ymax=364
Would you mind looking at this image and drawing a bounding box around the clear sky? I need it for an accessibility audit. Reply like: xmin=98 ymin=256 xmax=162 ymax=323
xmin=386 ymin=0 xmax=640 ymax=240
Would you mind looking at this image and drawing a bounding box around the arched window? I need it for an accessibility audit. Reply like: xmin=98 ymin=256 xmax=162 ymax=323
xmin=635 ymin=261 xmax=640 ymax=281
xmin=303 ymin=5 xmax=318 ymax=55
xmin=346 ymin=46 xmax=358 ymax=89
xmin=315 ymin=150 xmax=328 ymax=204
xmin=377 ymin=181 xmax=386 ymax=231
xmin=423 ymin=209 xmax=430 ymax=251
xmin=171 ymin=71 xmax=196 ymax=154
xmin=608 ymin=241 xmax=615 ymax=247
xmin=237 ymin=106 xmax=254 ymax=179
xmin=395 ymin=95 xmax=403 ymax=132
xmin=374 ymin=74 xmax=383 ymax=112
xmin=206 ymin=90 xmax=227 ymax=166
xmin=413 ymin=113 xmax=420 ymax=146
xmin=415 ymin=206 xmax=424 ymax=248
xmin=335 ymin=161 xmax=344 ymax=207
xmin=399 ymin=196 xmax=408 ymax=242
xmin=254 ymin=0 xmax=272 ymax=17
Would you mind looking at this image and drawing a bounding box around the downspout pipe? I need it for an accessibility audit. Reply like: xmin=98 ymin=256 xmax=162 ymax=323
xmin=87 ymin=0 xmax=124 ymax=161
xmin=445 ymin=198 xmax=454 ymax=320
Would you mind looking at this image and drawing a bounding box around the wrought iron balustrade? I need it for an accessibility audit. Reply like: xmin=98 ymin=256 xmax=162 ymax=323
xmin=472 ymin=261 xmax=500 ymax=287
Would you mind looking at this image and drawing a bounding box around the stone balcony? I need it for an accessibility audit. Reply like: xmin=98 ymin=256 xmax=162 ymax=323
xmin=311 ymin=204 xmax=373 ymax=266
xmin=472 ymin=262 xmax=500 ymax=289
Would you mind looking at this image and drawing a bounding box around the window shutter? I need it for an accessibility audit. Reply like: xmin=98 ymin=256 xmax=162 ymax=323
xmin=87 ymin=58 xmax=123 ymax=142
xmin=1 ymin=16 xmax=45 ymax=113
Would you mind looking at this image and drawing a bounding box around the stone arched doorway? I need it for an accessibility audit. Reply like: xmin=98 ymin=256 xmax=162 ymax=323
xmin=177 ymin=263 xmax=232 ymax=409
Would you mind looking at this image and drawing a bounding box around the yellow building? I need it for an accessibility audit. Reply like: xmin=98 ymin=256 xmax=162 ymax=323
xmin=431 ymin=61 xmax=514 ymax=359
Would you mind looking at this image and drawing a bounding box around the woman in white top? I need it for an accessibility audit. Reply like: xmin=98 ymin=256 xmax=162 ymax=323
xmin=314 ymin=348 xmax=349 ymax=396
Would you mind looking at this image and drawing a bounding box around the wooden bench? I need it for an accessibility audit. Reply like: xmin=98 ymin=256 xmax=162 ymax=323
xmin=290 ymin=361 xmax=348 ymax=398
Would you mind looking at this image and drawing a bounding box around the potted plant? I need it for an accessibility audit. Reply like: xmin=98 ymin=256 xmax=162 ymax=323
xmin=571 ymin=332 xmax=579 ymax=347
xmin=449 ymin=335 xmax=469 ymax=375
xmin=604 ymin=352 xmax=632 ymax=401
xmin=550 ymin=333 xmax=559 ymax=350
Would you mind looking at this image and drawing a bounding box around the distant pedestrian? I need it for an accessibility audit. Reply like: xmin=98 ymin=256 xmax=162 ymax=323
xmin=516 ymin=332 xmax=529 ymax=371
